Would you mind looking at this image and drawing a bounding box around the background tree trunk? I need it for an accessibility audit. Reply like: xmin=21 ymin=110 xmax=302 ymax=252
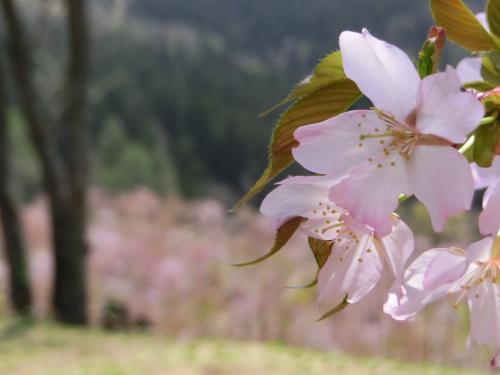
xmin=51 ymin=0 xmax=90 ymax=325
xmin=0 ymin=0 xmax=89 ymax=324
xmin=0 ymin=55 xmax=32 ymax=315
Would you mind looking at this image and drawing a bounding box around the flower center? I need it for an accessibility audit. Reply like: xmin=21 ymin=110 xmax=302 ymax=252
xmin=330 ymin=228 xmax=373 ymax=263
xmin=358 ymin=109 xmax=418 ymax=160
xmin=357 ymin=109 xmax=453 ymax=164
xmin=475 ymin=260 xmax=500 ymax=283
xmin=453 ymin=260 xmax=500 ymax=308
xmin=309 ymin=201 xmax=345 ymax=236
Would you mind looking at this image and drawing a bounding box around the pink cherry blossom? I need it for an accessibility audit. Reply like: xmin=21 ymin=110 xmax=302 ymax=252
xmin=384 ymin=236 xmax=500 ymax=368
xmin=261 ymin=175 xmax=414 ymax=307
xmin=292 ymin=29 xmax=484 ymax=236
xmin=456 ymin=57 xmax=482 ymax=84
xmin=472 ymin=157 xmax=500 ymax=235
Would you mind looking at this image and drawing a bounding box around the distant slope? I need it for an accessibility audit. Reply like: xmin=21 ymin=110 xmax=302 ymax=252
xmin=0 ymin=321 xmax=488 ymax=375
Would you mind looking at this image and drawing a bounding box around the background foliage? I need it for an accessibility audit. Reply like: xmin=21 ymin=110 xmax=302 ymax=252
xmin=7 ymin=0 xmax=484 ymax=202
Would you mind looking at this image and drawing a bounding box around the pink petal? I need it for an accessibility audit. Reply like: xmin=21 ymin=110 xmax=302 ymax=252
xmin=330 ymin=154 xmax=410 ymax=237
xmin=293 ymin=110 xmax=387 ymax=175
xmin=465 ymin=236 xmax=493 ymax=264
xmin=383 ymin=248 xmax=452 ymax=320
xmin=480 ymin=181 xmax=500 ymax=236
xmin=408 ymin=145 xmax=474 ymax=232
xmin=262 ymin=175 xmax=346 ymax=239
xmin=377 ymin=216 xmax=415 ymax=287
xmin=456 ymin=57 xmax=482 ymax=83
xmin=468 ymin=282 xmax=500 ymax=355
xmin=278 ymin=174 xmax=344 ymax=188
xmin=415 ymin=66 xmax=484 ymax=144
xmin=423 ymin=249 xmax=467 ymax=291
xmin=339 ymin=29 xmax=420 ymax=120
xmin=471 ymin=156 xmax=500 ymax=189
xmin=318 ymin=233 xmax=383 ymax=306
xmin=260 ymin=180 xmax=329 ymax=224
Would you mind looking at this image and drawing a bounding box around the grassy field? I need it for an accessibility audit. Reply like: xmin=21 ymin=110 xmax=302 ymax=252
xmin=0 ymin=320 xmax=488 ymax=375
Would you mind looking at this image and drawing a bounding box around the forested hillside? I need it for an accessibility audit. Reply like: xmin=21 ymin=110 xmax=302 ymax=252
xmin=7 ymin=0 xmax=484 ymax=202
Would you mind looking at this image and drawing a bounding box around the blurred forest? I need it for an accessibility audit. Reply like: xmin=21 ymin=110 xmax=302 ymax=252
xmin=5 ymin=0 xmax=484 ymax=203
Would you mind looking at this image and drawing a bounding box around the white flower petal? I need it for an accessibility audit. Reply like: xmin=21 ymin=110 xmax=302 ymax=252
xmin=377 ymin=216 xmax=414 ymax=287
xmin=293 ymin=110 xmax=387 ymax=175
xmin=468 ymin=282 xmax=500 ymax=352
xmin=480 ymin=180 xmax=500 ymax=235
xmin=339 ymin=29 xmax=420 ymax=120
xmin=384 ymin=248 xmax=453 ymax=320
xmin=471 ymin=156 xmax=500 ymax=189
xmin=330 ymin=153 xmax=410 ymax=237
xmin=408 ymin=145 xmax=474 ymax=232
xmin=423 ymin=249 xmax=467 ymax=291
xmin=456 ymin=57 xmax=482 ymax=83
xmin=318 ymin=233 xmax=383 ymax=306
xmin=415 ymin=66 xmax=484 ymax=144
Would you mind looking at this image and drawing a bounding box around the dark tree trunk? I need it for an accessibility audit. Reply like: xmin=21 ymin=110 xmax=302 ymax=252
xmin=0 ymin=57 xmax=32 ymax=315
xmin=51 ymin=0 xmax=90 ymax=326
xmin=0 ymin=0 xmax=90 ymax=324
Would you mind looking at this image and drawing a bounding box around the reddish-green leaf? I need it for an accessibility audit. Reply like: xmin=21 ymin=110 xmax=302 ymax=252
xmin=234 ymin=79 xmax=360 ymax=209
xmin=308 ymin=237 xmax=333 ymax=270
xmin=431 ymin=0 xmax=496 ymax=51
xmin=231 ymin=216 xmax=303 ymax=266
xmin=317 ymin=295 xmax=349 ymax=322
xmin=286 ymin=237 xmax=333 ymax=289
xmin=259 ymin=52 xmax=347 ymax=117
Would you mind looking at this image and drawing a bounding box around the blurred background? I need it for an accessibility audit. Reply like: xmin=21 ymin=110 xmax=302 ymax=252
xmin=0 ymin=0 xmax=492 ymax=374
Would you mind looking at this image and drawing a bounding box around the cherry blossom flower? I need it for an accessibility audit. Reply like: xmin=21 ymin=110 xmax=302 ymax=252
xmin=292 ymin=29 xmax=484 ymax=236
xmin=456 ymin=57 xmax=482 ymax=84
xmin=261 ymin=175 xmax=414 ymax=307
xmin=384 ymin=236 xmax=500 ymax=368
xmin=472 ymin=156 xmax=500 ymax=235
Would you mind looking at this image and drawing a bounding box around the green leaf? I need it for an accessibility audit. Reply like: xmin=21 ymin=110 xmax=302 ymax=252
xmin=487 ymin=0 xmax=500 ymax=38
xmin=482 ymin=51 xmax=500 ymax=85
xmin=231 ymin=216 xmax=303 ymax=266
xmin=233 ymin=78 xmax=361 ymax=209
xmin=317 ymin=295 xmax=349 ymax=322
xmin=430 ymin=0 xmax=496 ymax=51
xmin=473 ymin=122 xmax=500 ymax=167
xmin=417 ymin=26 xmax=446 ymax=78
xmin=260 ymin=52 xmax=347 ymax=117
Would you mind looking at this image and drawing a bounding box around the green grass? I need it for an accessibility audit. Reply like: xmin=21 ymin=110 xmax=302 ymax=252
xmin=0 ymin=320 xmax=487 ymax=375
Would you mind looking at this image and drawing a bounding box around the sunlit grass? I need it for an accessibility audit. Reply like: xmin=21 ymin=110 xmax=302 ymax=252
xmin=0 ymin=319 xmax=488 ymax=375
